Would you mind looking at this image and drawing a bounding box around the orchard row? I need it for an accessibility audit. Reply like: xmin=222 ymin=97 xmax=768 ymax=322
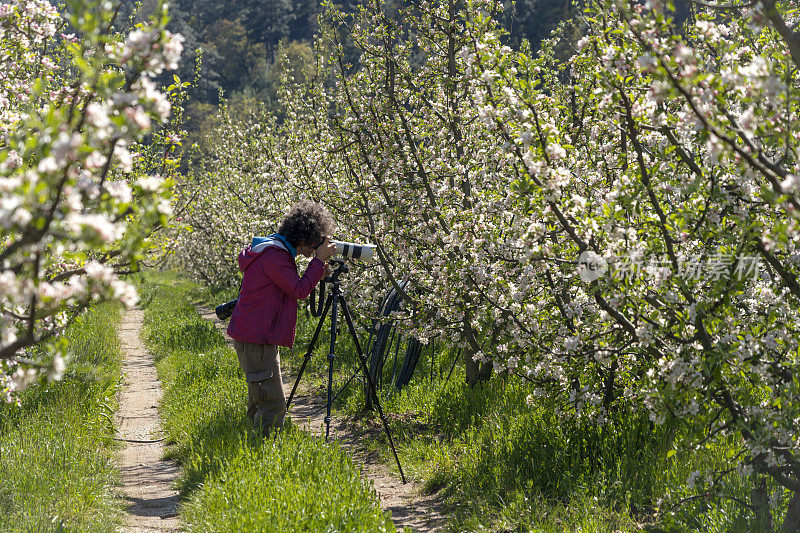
xmin=1 ymin=0 xmax=798 ymax=524
xmin=173 ymin=0 xmax=800 ymax=521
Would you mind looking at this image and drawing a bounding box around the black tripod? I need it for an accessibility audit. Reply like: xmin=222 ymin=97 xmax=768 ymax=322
xmin=286 ymin=259 xmax=406 ymax=483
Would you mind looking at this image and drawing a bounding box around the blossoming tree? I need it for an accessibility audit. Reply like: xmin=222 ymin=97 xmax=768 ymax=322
xmin=0 ymin=0 xmax=183 ymax=401
xmin=176 ymin=0 xmax=799 ymax=525
xmin=467 ymin=0 xmax=800 ymax=526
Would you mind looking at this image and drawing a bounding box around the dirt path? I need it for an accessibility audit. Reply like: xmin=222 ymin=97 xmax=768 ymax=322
xmin=198 ymin=306 xmax=447 ymax=532
xmin=116 ymin=309 xmax=181 ymax=532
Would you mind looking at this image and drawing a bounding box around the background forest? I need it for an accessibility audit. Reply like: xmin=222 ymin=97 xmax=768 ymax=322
xmin=125 ymin=0 xmax=577 ymax=147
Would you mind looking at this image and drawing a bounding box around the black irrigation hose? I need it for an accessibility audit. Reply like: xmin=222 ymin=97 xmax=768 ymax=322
xmin=363 ymin=281 xmax=459 ymax=405
xmin=311 ymin=278 xmax=465 ymax=412
xmin=364 ymin=286 xmax=394 ymax=377
xmin=307 ymin=278 xmax=418 ymax=411
xmin=446 ymin=348 xmax=461 ymax=382
xmin=364 ymin=281 xmax=408 ymax=409
xmin=389 ymin=329 xmax=401 ymax=387
xmin=395 ymin=338 xmax=423 ymax=390
xmin=430 ymin=340 xmax=436 ymax=382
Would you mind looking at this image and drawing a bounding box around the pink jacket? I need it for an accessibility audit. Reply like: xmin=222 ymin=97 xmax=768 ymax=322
xmin=227 ymin=244 xmax=325 ymax=347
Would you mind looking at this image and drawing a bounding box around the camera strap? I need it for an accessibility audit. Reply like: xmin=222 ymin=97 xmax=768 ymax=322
xmin=310 ymin=280 xmax=325 ymax=317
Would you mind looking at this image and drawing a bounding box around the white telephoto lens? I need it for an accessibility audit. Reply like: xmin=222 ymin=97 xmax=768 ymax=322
xmin=332 ymin=240 xmax=376 ymax=261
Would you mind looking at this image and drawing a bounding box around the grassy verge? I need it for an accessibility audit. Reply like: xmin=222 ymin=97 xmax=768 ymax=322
xmin=283 ymin=304 xmax=777 ymax=532
xmin=154 ymin=270 xmax=780 ymax=531
xmin=0 ymin=302 xmax=124 ymax=532
xmin=138 ymin=271 xmax=398 ymax=532
xmin=336 ymin=360 xmax=778 ymax=532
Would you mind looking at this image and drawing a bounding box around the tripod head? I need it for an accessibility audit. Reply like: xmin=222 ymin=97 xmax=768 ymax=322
xmin=325 ymin=258 xmax=349 ymax=283
xmin=311 ymin=259 xmax=349 ymax=317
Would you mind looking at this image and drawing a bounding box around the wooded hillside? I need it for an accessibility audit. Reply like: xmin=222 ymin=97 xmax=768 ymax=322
xmin=127 ymin=0 xmax=573 ymax=141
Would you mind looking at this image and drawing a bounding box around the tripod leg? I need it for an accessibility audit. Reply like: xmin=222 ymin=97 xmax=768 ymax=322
xmin=286 ymin=295 xmax=332 ymax=412
xmin=325 ymin=293 xmax=338 ymax=441
xmin=339 ymin=297 xmax=407 ymax=484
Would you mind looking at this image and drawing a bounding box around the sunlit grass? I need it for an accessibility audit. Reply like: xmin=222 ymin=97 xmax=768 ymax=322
xmin=284 ymin=306 xmax=778 ymax=532
xmin=0 ymin=302 xmax=124 ymax=532
xmin=138 ymin=271 xmax=398 ymax=532
xmin=142 ymin=270 xmax=783 ymax=532
xmin=333 ymin=359 xmax=778 ymax=532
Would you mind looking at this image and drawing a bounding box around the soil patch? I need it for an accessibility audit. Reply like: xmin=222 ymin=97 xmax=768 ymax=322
xmin=116 ymin=309 xmax=181 ymax=532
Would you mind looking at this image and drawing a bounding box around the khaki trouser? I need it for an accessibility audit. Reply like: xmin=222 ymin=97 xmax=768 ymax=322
xmin=232 ymin=341 xmax=287 ymax=435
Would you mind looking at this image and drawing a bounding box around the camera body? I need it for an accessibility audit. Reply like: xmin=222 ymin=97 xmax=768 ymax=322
xmin=215 ymin=298 xmax=238 ymax=320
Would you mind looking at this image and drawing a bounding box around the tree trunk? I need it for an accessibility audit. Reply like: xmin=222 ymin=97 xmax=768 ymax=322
xmin=463 ymin=341 xmax=492 ymax=387
xmin=751 ymin=476 xmax=773 ymax=533
xmin=782 ymin=490 xmax=800 ymax=533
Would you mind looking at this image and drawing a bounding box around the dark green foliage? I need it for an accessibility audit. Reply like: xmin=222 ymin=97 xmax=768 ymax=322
xmin=145 ymin=0 xmax=579 ymax=151
xmin=501 ymin=0 xmax=574 ymax=50
xmin=166 ymin=0 xmax=323 ymax=105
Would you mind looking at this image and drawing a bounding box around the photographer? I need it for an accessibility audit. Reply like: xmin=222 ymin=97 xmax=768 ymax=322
xmin=227 ymin=200 xmax=336 ymax=436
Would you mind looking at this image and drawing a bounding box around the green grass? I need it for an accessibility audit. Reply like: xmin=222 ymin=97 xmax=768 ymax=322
xmin=138 ymin=271 xmax=398 ymax=532
xmin=142 ymin=270 xmax=789 ymax=532
xmin=0 ymin=302 xmax=124 ymax=532
xmin=280 ymin=303 xmax=785 ymax=532
xmin=330 ymin=358 xmax=784 ymax=532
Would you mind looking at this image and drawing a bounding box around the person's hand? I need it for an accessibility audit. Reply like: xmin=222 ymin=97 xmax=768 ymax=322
xmin=323 ymin=263 xmax=332 ymax=278
xmin=315 ymin=237 xmax=336 ymax=262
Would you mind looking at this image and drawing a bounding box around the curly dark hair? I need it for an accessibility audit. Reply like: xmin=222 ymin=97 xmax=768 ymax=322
xmin=277 ymin=200 xmax=335 ymax=249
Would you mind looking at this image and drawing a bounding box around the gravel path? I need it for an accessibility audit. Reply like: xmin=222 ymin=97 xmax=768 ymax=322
xmin=116 ymin=309 xmax=181 ymax=532
xmin=198 ymin=305 xmax=447 ymax=532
